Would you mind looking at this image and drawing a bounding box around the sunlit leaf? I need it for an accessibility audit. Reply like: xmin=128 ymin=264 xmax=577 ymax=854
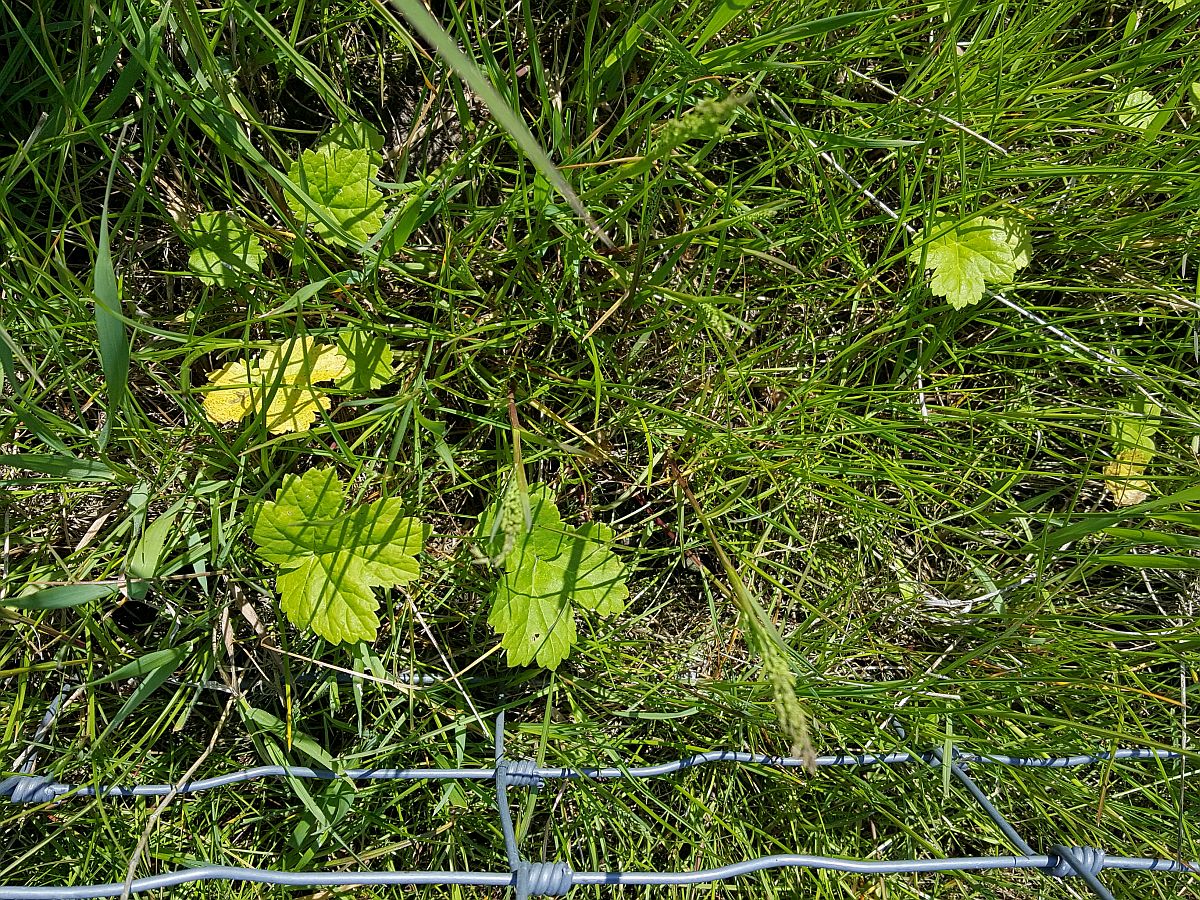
xmin=1116 ymin=89 xmax=1160 ymax=131
xmin=323 ymin=122 xmax=385 ymax=167
xmin=201 ymin=338 xmax=351 ymax=435
xmin=476 ymin=485 xmax=627 ymax=669
xmin=287 ymin=146 xmax=386 ymax=247
xmin=1103 ymin=399 xmax=1160 ymax=507
xmin=910 ymin=215 xmax=1031 ymax=309
xmin=252 ymin=468 xmax=426 ymax=643
xmin=335 ymin=331 xmax=395 ymax=391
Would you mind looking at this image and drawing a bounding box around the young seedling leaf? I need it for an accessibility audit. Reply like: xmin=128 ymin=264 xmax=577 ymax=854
xmin=186 ymin=212 xmax=266 ymax=286
xmin=476 ymin=485 xmax=627 ymax=669
xmin=251 ymin=468 xmax=426 ymax=644
xmin=286 ymin=146 xmax=386 ymax=247
xmin=910 ymin=215 xmax=1031 ymax=309
xmin=335 ymin=331 xmax=395 ymax=391
xmin=201 ymin=338 xmax=352 ymax=435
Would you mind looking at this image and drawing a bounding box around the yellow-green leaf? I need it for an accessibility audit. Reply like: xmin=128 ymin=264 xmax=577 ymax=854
xmin=323 ymin=122 xmax=385 ymax=167
xmin=335 ymin=331 xmax=395 ymax=391
xmin=476 ymin=485 xmax=628 ymax=669
xmin=186 ymin=212 xmax=265 ymax=286
xmin=251 ymin=468 xmax=426 ymax=643
xmin=1116 ymin=90 xmax=1159 ymax=132
xmin=910 ymin=215 xmax=1031 ymax=309
xmin=286 ymin=146 xmax=385 ymax=247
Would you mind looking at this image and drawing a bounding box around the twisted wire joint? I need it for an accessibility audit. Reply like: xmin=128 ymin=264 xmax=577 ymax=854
xmin=1045 ymin=846 xmax=1106 ymax=879
xmin=0 ymin=774 xmax=63 ymax=804
xmin=498 ymin=758 xmax=544 ymax=789
xmin=515 ymin=860 xmax=573 ymax=898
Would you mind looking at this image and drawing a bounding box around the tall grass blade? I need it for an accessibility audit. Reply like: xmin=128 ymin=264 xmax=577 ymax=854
xmin=93 ymin=126 xmax=130 ymax=449
xmin=386 ymin=0 xmax=612 ymax=247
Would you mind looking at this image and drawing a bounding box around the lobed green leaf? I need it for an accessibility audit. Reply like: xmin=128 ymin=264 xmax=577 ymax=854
xmin=477 ymin=485 xmax=628 ymax=669
xmin=252 ymin=468 xmax=426 ymax=644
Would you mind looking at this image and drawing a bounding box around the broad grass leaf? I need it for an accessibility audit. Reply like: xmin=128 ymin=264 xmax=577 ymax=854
xmin=698 ymin=11 xmax=879 ymax=69
xmin=242 ymin=704 xmax=338 ymax=769
xmin=1025 ymin=484 xmax=1200 ymax=553
xmin=386 ymin=0 xmax=609 ymax=246
xmin=94 ymin=138 xmax=128 ymax=448
xmin=0 ymin=453 xmax=120 ymax=482
xmin=186 ymin=212 xmax=266 ymax=286
xmin=90 ymin=643 xmax=192 ymax=686
xmin=4 ymin=583 xmax=121 ymax=610
xmin=691 ymin=0 xmax=754 ymax=50
xmin=251 ymin=468 xmax=426 ymax=644
xmin=97 ymin=659 xmax=185 ymax=746
xmin=128 ymin=501 xmax=187 ymax=581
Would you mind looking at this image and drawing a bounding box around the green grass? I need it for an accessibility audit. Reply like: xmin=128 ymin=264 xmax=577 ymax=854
xmin=2 ymin=0 xmax=1199 ymax=897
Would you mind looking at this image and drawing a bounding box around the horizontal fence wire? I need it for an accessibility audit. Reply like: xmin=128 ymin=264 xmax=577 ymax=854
xmin=0 ymin=748 xmax=1183 ymax=802
xmin=1 ymin=706 xmax=1197 ymax=900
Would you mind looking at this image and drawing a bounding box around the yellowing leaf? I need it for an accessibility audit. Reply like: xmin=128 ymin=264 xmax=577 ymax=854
xmin=257 ymin=339 xmax=351 ymax=386
xmin=1104 ymin=449 xmax=1153 ymax=507
xmin=910 ymin=215 xmax=1031 ymax=309
xmin=202 ymin=359 xmax=257 ymax=425
xmin=1103 ymin=399 xmax=1160 ymax=506
xmin=261 ymin=388 xmax=332 ymax=435
xmin=251 ymin=468 xmax=426 ymax=643
xmin=476 ymin=485 xmax=628 ymax=669
xmin=201 ymin=338 xmax=351 ymax=435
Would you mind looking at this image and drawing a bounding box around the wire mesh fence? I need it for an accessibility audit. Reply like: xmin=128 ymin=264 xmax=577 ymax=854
xmin=2 ymin=703 xmax=1195 ymax=900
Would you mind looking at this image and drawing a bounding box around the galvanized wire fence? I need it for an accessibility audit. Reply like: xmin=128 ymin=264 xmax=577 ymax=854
xmin=1 ymin=700 xmax=1196 ymax=900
